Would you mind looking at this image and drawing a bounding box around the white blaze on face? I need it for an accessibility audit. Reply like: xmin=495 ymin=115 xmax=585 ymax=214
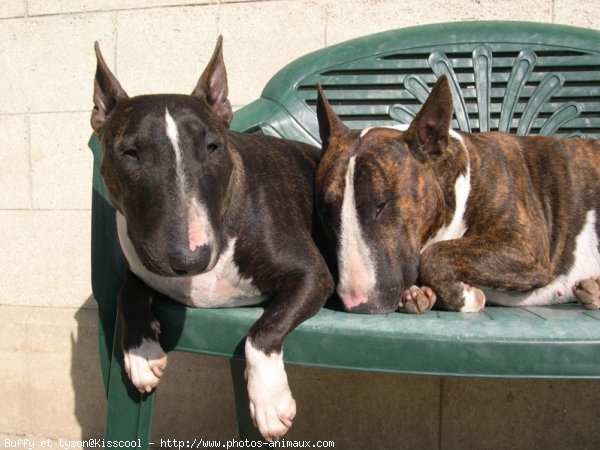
xmin=336 ymin=156 xmax=377 ymax=309
xmin=165 ymin=108 xmax=213 ymax=255
xmin=165 ymin=107 xmax=186 ymax=193
xmin=187 ymin=197 xmax=211 ymax=252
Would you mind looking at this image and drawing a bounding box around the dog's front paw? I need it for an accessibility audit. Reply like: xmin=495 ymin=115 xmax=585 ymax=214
xmin=573 ymin=276 xmax=600 ymax=310
xmin=459 ymin=282 xmax=486 ymax=312
xmin=245 ymin=340 xmax=295 ymax=441
xmin=399 ymin=285 xmax=436 ymax=314
xmin=124 ymin=336 xmax=167 ymax=393
xmin=247 ymin=377 xmax=296 ymax=441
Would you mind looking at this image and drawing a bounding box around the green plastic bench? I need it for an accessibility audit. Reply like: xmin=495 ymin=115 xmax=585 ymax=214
xmin=90 ymin=21 xmax=600 ymax=448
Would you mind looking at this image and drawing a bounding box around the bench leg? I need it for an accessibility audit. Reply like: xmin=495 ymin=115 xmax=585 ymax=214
xmin=105 ymin=310 xmax=156 ymax=449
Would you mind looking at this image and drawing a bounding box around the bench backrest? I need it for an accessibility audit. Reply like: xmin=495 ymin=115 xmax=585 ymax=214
xmin=231 ymin=21 xmax=600 ymax=142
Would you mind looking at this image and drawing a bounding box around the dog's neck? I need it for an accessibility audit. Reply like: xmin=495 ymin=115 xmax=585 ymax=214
xmin=220 ymin=145 xmax=246 ymax=232
xmin=423 ymin=133 xmax=472 ymax=249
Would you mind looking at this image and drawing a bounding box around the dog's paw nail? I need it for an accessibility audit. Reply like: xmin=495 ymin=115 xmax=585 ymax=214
xmin=280 ymin=416 xmax=293 ymax=428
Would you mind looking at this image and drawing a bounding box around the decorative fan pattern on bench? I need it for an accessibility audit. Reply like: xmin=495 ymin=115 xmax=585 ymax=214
xmin=299 ymin=43 xmax=600 ymax=138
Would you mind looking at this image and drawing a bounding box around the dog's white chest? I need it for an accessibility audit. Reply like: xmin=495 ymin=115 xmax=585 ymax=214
xmin=116 ymin=213 xmax=265 ymax=307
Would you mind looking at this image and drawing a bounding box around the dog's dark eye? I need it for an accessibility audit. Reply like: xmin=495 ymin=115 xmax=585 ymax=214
xmin=122 ymin=148 xmax=139 ymax=161
xmin=375 ymin=200 xmax=389 ymax=218
xmin=207 ymin=142 xmax=219 ymax=153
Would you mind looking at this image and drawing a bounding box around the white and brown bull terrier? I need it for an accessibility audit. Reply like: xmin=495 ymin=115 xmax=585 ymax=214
xmin=315 ymin=75 xmax=600 ymax=315
xmin=91 ymin=37 xmax=333 ymax=440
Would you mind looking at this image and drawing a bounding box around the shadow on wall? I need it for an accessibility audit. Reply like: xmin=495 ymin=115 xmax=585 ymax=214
xmin=69 ymin=296 xmax=241 ymax=442
xmin=71 ymin=298 xmax=107 ymax=440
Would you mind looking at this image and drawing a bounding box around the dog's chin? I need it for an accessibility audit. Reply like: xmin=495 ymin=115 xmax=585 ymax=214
xmin=342 ymin=300 xmax=398 ymax=314
xmin=137 ymin=255 xmax=173 ymax=277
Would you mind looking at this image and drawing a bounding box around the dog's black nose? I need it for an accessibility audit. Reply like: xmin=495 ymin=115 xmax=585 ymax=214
xmin=169 ymin=245 xmax=211 ymax=276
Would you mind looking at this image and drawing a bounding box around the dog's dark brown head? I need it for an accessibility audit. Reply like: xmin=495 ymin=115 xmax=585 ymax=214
xmin=315 ymin=76 xmax=460 ymax=313
xmin=91 ymin=37 xmax=238 ymax=277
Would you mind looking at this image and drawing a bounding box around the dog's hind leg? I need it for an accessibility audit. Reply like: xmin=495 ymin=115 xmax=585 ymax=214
xmin=573 ymin=276 xmax=600 ymax=309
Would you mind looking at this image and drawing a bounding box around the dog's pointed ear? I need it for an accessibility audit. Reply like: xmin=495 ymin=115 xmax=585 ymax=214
xmin=91 ymin=41 xmax=128 ymax=135
xmin=316 ymin=83 xmax=349 ymax=154
xmin=192 ymin=35 xmax=233 ymax=128
xmin=404 ymin=75 xmax=453 ymax=162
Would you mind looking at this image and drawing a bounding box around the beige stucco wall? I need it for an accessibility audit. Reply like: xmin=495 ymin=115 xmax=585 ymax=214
xmin=2 ymin=1 xmax=600 ymax=448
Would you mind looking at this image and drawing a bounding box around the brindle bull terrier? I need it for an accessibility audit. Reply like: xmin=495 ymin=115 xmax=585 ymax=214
xmin=91 ymin=37 xmax=333 ymax=440
xmin=315 ymin=75 xmax=600 ymax=315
